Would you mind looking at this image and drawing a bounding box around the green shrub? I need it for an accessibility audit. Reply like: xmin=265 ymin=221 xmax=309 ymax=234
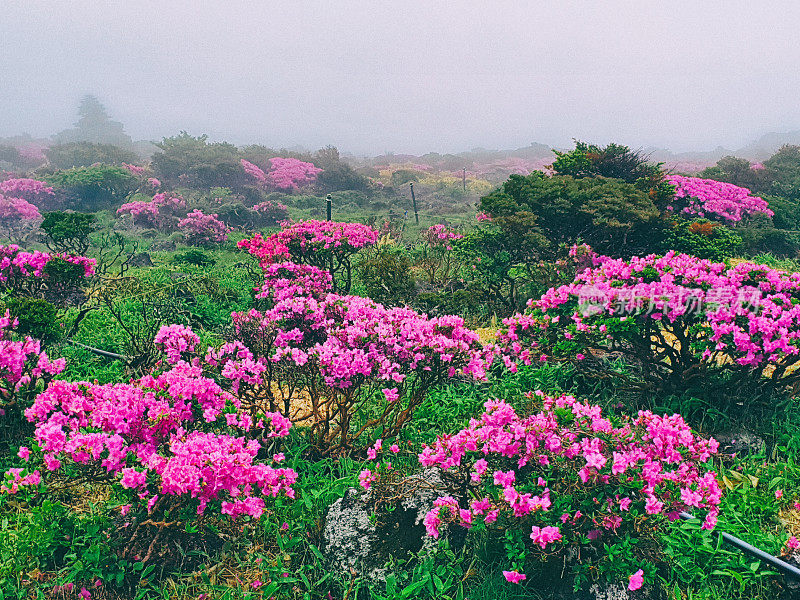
xmin=172 ymin=248 xmax=216 ymax=267
xmin=739 ymin=226 xmax=800 ymax=258
xmin=357 ymin=245 xmax=416 ymax=306
xmin=0 ymin=298 xmax=60 ymax=344
xmin=663 ymin=219 xmax=742 ymax=261
xmin=40 ymin=211 xmax=97 ymax=255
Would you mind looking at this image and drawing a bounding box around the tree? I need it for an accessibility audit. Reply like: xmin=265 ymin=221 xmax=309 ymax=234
xmin=46 ymin=166 xmax=137 ymax=211
xmin=152 ymin=132 xmax=246 ymax=189
xmin=53 ymin=95 xmax=134 ymax=149
xmin=40 ymin=211 xmax=98 ymax=255
xmin=44 ymin=142 xmax=138 ymax=169
xmin=480 ymin=173 xmax=662 ymax=258
xmin=699 ymin=156 xmax=768 ymax=192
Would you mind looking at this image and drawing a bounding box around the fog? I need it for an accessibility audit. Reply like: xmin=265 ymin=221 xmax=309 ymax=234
xmin=2 ymin=0 xmax=800 ymax=155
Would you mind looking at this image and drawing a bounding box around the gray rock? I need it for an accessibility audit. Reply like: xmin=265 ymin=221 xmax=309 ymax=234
xmin=321 ymin=468 xmax=464 ymax=582
xmin=129 ymin=252 xmax=153 ymax=267
xmin=714 ymin=430 xmax=766 ymax=457
xmin=589 ymin=583 xmax=629 ymax=600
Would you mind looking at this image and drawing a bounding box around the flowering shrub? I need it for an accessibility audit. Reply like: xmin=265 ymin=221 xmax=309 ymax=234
xmin=666 ymin=175 xmax=773 ymax=223
xmin=414 ymin=224 xmax=465 ymax=285
xmin=0 ymin=244 xmax=96 ymax=300
xmin=418 ymin=392 xmax=720 ymax=590
xmin=241 ymin=157 xmax=323 ymax=191
xmin=241 ymin=159 xmax=267 ymax=184
xmin=0 ymin=178 xmax=55 ymax=209
xmin=117 ymin=192 xmax=187 ymax=229
xmin=205 ymin=282 xmax=494 ymax=454
xmin=11 ymin=359 xmax=297 ymax=563
xmin=177 ymin=210 xmax=231 ymax=246
xmin=122 ymin=163 xmax=146 ymax=177
xmin=252 ymin=200 xmax=289 ymax=225
xmin=239 ymin=220 xmax=378 ymax=292
xmin=154 ymin=324 xmax=200 ymax=364
xmin=255 ymin=262 xmax=332 ymax=301
xmin=0 ymin=310 xmax=65 ymax=423
xmin=267 ymin=157 xmax=322 ymax=190
xmin=0 ymin=194 xmax=42 ymax=241
xmin=498 ymin=250 xmax=800 ymax=395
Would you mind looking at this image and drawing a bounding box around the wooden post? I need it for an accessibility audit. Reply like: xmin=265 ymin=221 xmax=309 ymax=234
xmin=462 ymin=167 xmax=466 ymax=191
xmin=326 ymin=194 xmax=332 ymax=221
xmin=410 ymin=182 xmax=419 ymax=225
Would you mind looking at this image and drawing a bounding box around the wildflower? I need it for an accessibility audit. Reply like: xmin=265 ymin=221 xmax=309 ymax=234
xmin=503 ymin=570 xmax=526 ymax=583
xmin=628 ymin=569 xmax=644 ymax=591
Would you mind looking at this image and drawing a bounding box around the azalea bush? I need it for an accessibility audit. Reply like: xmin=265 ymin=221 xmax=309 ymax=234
xmin=117 ymin=192 xmax=187 ymax=230
xmin=238 ymin=219 xmax=378 ymax=292
xmin=497 ymin=250 xmax=800 ymax=398
xmin=0 ymin=310 xmax=65 ymax=442
xmin=241 ymin=157 xmax=322 ymax=191
xmin=192 ymin=263 xmax=495 ymax=455
xmin=417 ymin=392 xmax=721 ymax=591
xmin=0 ymin=178 xmax=59 ymax=211
xmin=8 ymin=357 xmax=297 ymax=565
xmin=177 ymin=209 xmax=231 ymax=246
xmin=0 ymin=244 xmax=96 ymax=301
xmin=666 ymin=175 xmax=773 ymax=224
xmin=0 ymin=193 xmax=42 ymax=242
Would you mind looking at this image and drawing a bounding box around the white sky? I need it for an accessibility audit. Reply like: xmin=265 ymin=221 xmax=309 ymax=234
xmin=1 ymin=0 xmax=799 ymax=154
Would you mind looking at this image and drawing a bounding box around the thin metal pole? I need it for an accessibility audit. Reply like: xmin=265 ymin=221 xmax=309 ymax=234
xmin=410 ymin=182 xmax=419 ymax=225
xmin=679 ymin=512 xmax=800 ymax=580
xmin=326 ymin=194 xmax=332 ymax=221
xmin=463 ymin=167 xmax=466 ymax=191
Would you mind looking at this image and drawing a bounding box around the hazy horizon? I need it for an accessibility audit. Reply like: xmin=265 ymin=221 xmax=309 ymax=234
xmin=3 ymin=1 xmax=800 ymax=156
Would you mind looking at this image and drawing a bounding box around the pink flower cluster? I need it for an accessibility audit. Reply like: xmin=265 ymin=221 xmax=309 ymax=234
xmin=0 ymin=245 xmax=96 ymax=295
xmin=239 ymin=220 xmax=378 ymax=270
xmin=500 ymin=251 xmax=800 ymax=379
xmin=0 ymin=310 xmax=65 ymax=407
xmin=117 ymin=193 xmax=187 ymax=229
xmin=418 ymin=393 xmax=720 ymax=588
xmin=231 ymin=292 xmax=493 ymax=391
xmin=255 ymin=262 xmax=332 ymax=301
xmin=15 ymin=360 xmax=296 ymax=518
xmin=241 ymin=158 xmax=323 ymax=191
xmin=241 ymin=159 xmax=267 ymax=184
xmin=178 ymin=210 xmax=231 ymax=246
xmin=0 ymin=194 xmax=41 ymax=222
xmin=251 ymin=200 xmax=290 ymax=226
xmin=0 ymin=178 xmax=54 ymax=201
xmin=154 ymin=324 xmax=200 ymax=364
xmin=123 ymin=163 xmax=146 ymax=176
xmin=667 ymin=175 xmax=773 ymax=223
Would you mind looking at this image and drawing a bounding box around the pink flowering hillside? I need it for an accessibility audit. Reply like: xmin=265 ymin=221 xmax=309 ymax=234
xmin=239 ymin=219 xmax=378 ymax=292
xmin=667 ymin=175 xmax=773 ymax=223
xmin=498 ymin=250 xmax=800 ymax=395
xmin=417 ymin=392 xmax=720 ymax=590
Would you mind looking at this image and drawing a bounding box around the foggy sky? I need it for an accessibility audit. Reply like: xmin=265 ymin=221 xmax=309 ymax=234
xmin=2 ymin=0 xmax=800 ymax=155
